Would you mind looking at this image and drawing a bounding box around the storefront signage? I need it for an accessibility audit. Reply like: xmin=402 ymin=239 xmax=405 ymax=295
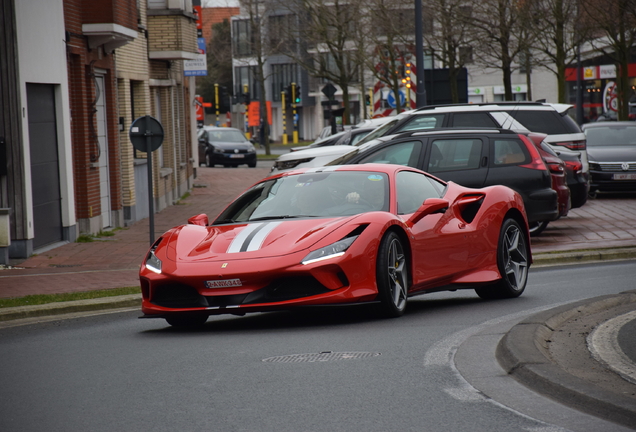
xmin=599 ymin=64 xmax=616 ymax=79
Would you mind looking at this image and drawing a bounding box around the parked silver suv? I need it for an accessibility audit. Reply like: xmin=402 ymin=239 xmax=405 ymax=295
xmin=359 ymin=102 xmax=588 ymax=172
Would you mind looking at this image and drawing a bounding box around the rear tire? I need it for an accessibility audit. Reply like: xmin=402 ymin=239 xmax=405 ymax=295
xmin=528 ymin=220 xmax=548 ymax=237
xmin=376 ymin=231 xmax=408 ymax=318
xmin=475 ymin=218 xmax=529 ymax=300
xmin=166 ymin=314 xmax=208 ymax=328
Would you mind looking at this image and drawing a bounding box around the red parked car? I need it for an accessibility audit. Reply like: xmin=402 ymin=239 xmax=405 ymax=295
xmin=140 ymin=164 xmax=530 ymax=327
xmin=526 ymin=133 xmax=571 ymax=234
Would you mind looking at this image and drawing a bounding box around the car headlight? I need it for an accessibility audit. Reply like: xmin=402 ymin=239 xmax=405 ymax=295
xmin=302 ymin=236 xmax=358 ymax=265
xmin=247 ymin=144 xmax=256 ymax=152
xmin=213 ymin=147 xmax=224 ymax=154
xmin=145 ymin=240 xmax=163 ymax=274
xmin=274 ymin=157 xmax=314 ymax=171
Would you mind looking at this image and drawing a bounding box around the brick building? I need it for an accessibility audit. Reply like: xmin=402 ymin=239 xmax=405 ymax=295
xmin=0 ymin=0 xmax=198 ymax=264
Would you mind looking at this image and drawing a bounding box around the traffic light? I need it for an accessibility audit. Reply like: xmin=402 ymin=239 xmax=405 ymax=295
xmin=291 ymin=82 xmax=301 ymax=104
xmin=405 ymin=63 xmax=413 ymax=89
xmin=242 ymin=84 xmax=250 ymax=104
xmin=294 ymin=86 xmax=301 ymax=104
xmin=365 ymin=94 xmax=371 ymax=106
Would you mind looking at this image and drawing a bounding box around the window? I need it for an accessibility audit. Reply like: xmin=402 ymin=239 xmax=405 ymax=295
xmin=397 ymin=114 xmax=445 ymax=132
xmin=235 ymin=66 xmax=258 ymax=101
xmin=396 ymin=171 xmax=443 ymax=214
xmin=509 ymin=110 xmax=579 ymax=135
xmin=492 ymin=139 xmax=528 ymax=165
xmin=459 ymin=46 xmax=473 ymax=64
xmin=428 ymin=139 xmax=483 ymax=172
xmin=519 ymin=52 xmax=532 ymax=74
xmin=271 ymin=64 xmax=298 ymax=102
xmin=232 ymin=20 xmax=253 ymax=57
xmin=452 ymin=112 xmax=497 ymax=128
xmin=358 ymin=141 xmax=423 ymax=168
xmin=320 ymin=52 xmax=359 ymax=83
xmin=269 ymin=15 xmax=297 ymax=54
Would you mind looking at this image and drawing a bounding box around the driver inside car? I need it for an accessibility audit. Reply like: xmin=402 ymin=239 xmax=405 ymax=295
xmin=345 ymin=175 xmax=385 ymax=210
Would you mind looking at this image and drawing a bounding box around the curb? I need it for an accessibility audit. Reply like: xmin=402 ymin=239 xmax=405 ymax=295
xmin=496 ymin=290 xmax=636 ymax=429
xmin=0 ymin=294 xmax=141 ymax=322
xmin=532 ymin=247 xmax=636 ymax=267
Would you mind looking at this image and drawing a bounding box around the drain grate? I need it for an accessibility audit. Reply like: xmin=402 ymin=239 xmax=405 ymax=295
xmin=262 ymin=351 xmax=381 ymax=363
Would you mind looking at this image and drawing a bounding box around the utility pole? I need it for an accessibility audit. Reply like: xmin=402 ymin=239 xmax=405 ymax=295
xmin=415 ymin=0 xmax=427 ymax=107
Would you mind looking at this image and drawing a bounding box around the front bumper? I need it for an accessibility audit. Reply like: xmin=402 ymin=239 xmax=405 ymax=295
xmin=212 ymin=152 xmax=257 ymax=166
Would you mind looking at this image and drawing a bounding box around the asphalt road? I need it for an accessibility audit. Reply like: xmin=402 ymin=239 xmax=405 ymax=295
xmin=0 ymin=261 xmax=633 ymax=432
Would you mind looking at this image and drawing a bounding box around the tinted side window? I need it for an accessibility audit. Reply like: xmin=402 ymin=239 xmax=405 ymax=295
xmin=396 ymin=171 xmax=443 ymax=214
xmin=428 ymin=139 xmax=483 ymax=173
xmin=396 ymin=114 xmax=445 ymax=132
xmin=358 ymin=141 xmax=422 ymax=168
xmin=452 ymin=112 xmax=498 ymax=128
xmin=492 ymin=139 xmax=529 ymax=165
xmin=510 ymin=110 xmax=578 ymax=134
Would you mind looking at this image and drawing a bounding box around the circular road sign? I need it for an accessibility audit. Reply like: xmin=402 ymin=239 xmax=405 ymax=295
xmin=129 ymin=115 xmax=164 ymax=152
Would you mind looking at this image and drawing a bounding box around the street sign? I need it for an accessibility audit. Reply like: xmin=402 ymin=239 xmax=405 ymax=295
xmin=322 ymin=83 xmax=337 ymax=100
xmin=129 ymin=115 xmax=164 ymax=245
xmin=386 ymin=89 xmax=406 ymax=109
xmin=130 ymin=115 xmax=164 ymax=152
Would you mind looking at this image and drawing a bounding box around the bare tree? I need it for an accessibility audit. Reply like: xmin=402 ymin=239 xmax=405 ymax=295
xmin=197 ymin=19 xmax=233 ymax=112
xmin=524 ymin=0 xmax=588 ymax=103
xmin=469 ymin=0 xmax=531 ymax=100
xmin=279 ymin=0 xmax=366 ymax=125
xmin=359 ymin=2 xmax=416 ymax=114
xmin=234 ymin=0 xmax=276 ymax=154
xmin=425 ymin=0 xmax=475 ymax=103
xmin=580 ymin=0 xmax=636 ymax=120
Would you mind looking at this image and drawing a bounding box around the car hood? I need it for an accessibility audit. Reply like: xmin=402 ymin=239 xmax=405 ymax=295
xmin=275 ymin=145 xmax=356 ymax=162
xmin=209 ymin=141 xmax=252 ymax=150
xmin=165 ymin=216 xmax=357 ymax=262
xmin=587 ymin=146 xmax=636 ymax=162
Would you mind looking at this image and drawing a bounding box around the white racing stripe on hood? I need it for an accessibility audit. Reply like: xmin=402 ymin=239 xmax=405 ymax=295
xmin=226 ymin=222 xmax=282 ymax=253
xmin=246 ymin=221 xmax=281 ymax=251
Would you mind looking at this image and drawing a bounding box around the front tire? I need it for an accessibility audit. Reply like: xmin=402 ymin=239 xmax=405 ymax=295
xmin=205 ymin=152 xmax=213 ymax=167
xmin=376 ymin=231 xmax=409 ymax=318
xmin=476 ymin=218 xmax=529 ymax=300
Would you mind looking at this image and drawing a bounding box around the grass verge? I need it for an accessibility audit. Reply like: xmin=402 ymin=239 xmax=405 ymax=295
xmin=0 ymin=286 xmax=140 ymax=309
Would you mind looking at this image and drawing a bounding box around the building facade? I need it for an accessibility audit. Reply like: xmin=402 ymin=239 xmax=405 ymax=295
xmin=0 ymin=0 xmax=199 ymax=264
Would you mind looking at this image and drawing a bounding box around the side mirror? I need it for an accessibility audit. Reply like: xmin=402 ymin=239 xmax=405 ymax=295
xmin=406 ymin=198 xmax=448 ymax=227
xmin=198 ymin=138 xmax=206 ymax=145
xmin=187 ymin=214 xmax=209 ymax=226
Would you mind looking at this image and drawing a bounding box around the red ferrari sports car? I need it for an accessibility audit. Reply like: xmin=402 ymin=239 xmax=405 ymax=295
xmin=140 ymin=164 xmax=531 ymax=327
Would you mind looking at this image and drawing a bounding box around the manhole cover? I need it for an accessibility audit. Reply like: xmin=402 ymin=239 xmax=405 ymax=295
xmin=262 ymin=351 xmax=380 ymax=363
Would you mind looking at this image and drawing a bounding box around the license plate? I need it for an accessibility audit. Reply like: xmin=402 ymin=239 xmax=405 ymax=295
xmin=205 ymin=279 xmax=242 ymax=288
xmin=229 ymin=154 xmax=244 ymax=159
xmin=613 ymin=173 xmax=636 ymax=180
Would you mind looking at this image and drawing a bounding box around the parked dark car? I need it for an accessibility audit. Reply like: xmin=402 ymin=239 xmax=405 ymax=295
xmin=198 ymin=126 xmax=257 ymax=168
xmin=327 ymin=128 xmax=559 ymax=235
xmin=539 ymin=141 xmax=588 ymax=209
xmin=582 ymin=121 xmax=636 ymax=194
xmin=525 ymin=133 xmax=570 ymax=234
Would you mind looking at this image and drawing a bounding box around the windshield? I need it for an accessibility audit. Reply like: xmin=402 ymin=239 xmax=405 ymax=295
xmin=585 ymin=125 xmax=636 ymax=146
xmin=355 ymin=118 xmax=401 ymax=146
xmin=213 ymin=171 xmax=390 ymax=223
xmin=208 ymin=130 xmax=248 ymax=143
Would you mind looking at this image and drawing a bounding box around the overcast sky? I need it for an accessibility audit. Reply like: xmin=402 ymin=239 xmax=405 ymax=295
xmin=202 ymin=0 xmax=239 ymax=7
